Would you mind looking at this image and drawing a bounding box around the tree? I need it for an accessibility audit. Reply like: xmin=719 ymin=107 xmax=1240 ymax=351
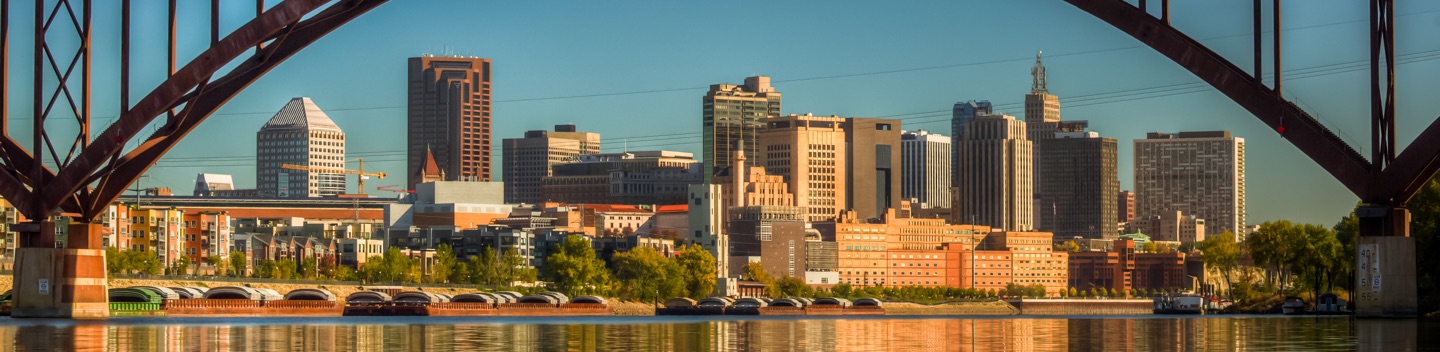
xmin=228 ymin=252 xmax=248 ymax=277
xmin=1248 ymin=221 xmax=1299 ymax=289
xmin=1142 ymin=241 xmax=1159 ymax=253
xmin=301 ymin=257 xmax=318 ymax=279
xmin=106 ymin=247 xmax=127 ymax=274
xmin=360 ymin=248 xmax=419 ymax=283
xmin=674 ymin=244 xmax=717 ymax=299
xmin=431 ymin=244 xmax=457 ymax=284
xmin=172 ymin=255 xmax=192 ymax=276
xmin=774 ymin=276 xmax=812 ymax=298
xmin=470 ymin=249 xmax=497 ymax=286
xmin=1069 ymin=287 xmax=1078 ymax=298
xmin=318 ymin=256 xmax=337 ymax=279
xmin=832 ymin=282 xmax=854 ymax=298
xmin=611 ymin=246 xmax=682 ymax=302
xmin=255 ymin=259 xmax=277 ymax=278
xmin=333 ymin=265 xmax=358 ymax=281
xmin=1197 ymin=231 xmax=1241 ymax=297
xmin=502 ymin=247 xmax=537 ymax=284
xmin=742 ymin=261 xmax=772 ymax=282
xmin=1055 ymin=240 xmax=1081 ymax=252
xmin=275 ymin=259 xmax=299 ymax=280
xmin=544 ymin=235 xmax=611 ymax=296
xmin=204 ymin=255 xmax=225 ymax=277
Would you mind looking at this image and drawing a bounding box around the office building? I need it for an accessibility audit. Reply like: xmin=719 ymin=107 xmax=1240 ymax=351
xmin=758 ymin=113 xmax=848 ymax=222
xmin=256 ymin=97 xmax=346 ymax=198
xmin=1134 ymin=131 xmax=1246 ymax=236
xmin=1118 ymin=190 xmax=1135 ymax=223
xmin=408 ymin=56 xmax=493 ymax=188
xmin=951 ymin=100 xmax=993 ymax=192
xmin=901 ymin=130 xmax=952 ymax=209
xmin=541 ymin=151 xmax=701 ymax=205
xmin=844 ymin=117 xmax=903 ymax=220
xmin=502 ymin=124 xmax=601 ymax=204
xmin=1036 ymin=132 xmax=1118 ymax=239
xmin=703 ymin=76 xmax=781 ymax=184
xmin=727 ymin=205 xmax=807 ymax=278
xmin=954 ymin=114 xmax=1033 ymax=231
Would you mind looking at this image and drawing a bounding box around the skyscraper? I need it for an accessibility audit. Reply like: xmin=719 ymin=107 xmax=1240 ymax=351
xmin=1118 ymin=190 xmax=1135 ymax=223
xmin=1134 ymin=131 xmax=1246 ymax=236
xmin=256 ymin=97 xmax=346 ymax=198
xmin=502 ymin=125 xmax=601 ymax=204
xmin=901 ymin=130 xmax=952 ymax=209
xmin=1036 ymin=131 xmax=1118 ymax=240
xmin=408 ymin=56 xmax=492 ymax=188
xmin=954 ymin=114 xmax=1032 ymax=231
xmin=844 ymin=117 xmax=903 ymax=221
xmin=951 ymin=101 xmax=993 ymax=189
xmin=759 ymin=113 xmax=848 ymax=222
xmin=703 ymin=76 xmax=781 ymax=184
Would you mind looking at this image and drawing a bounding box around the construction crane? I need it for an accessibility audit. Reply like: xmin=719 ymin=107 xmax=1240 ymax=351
xmin=281 ymin=158 xmax=388 ymax=196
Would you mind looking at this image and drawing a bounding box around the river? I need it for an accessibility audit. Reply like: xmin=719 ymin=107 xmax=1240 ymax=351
xmin=0 ymin=315 xmax=1430 ymax=351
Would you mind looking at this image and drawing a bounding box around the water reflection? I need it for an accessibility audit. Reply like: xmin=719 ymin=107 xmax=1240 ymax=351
xmin=0 ymin=316 xmax=1426 ymax=351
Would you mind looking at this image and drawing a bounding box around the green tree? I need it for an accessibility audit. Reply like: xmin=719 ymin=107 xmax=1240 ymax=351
xmin=333 ymin=265 xmax=358 ymax=281
xmin=502 ymin=247 xmax=537 ymax=284
xmin=1197 ymin=230 xmax=1241 ymax=297
xmin=255 ymin=259 xmax=277 ymax=278
xmin=742 ymin=261 xmax=772 ymax=282
xmin=275 ymin=259 xmax=298 ymax=280
xmin=611 ymin=246 xmax=682 ymax=302
xmin=544 ymin=235 xmax=611 ymax=296
xmin=172 ymin=255 xmax=192 ymax=276
xmin=832 ymin=282 xmax=854 ymax=298
xmin=228 ymin=251 xmax=248 ymax=277
xmin=774 ymin=276 xmax=812 ymax=297
xmin=431 ymin=244 xmax=457 ymax=284
xmin=1055 ymin=240 xmax=1081 ymax=252
xmin=301 ymin=257 xmax=318 ymax=279
xmin=204 ymin=255 xmax=225 ymax=276
xmin=469 ymin=249 xmax=496 ymax=286
xmin=674 ymin=244 xmax=717 ymax=299
xmin=1248 ymin=220 xmax=1298 ymax=289
xmin=451 ymin=260 xmax=471 ymax=284
xmin=105 ymin=247 xmax=127 ymax=274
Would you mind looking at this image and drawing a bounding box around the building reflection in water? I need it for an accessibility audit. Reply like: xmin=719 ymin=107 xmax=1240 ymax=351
xmin=0 ymin=316 xmax=1425 ymax=351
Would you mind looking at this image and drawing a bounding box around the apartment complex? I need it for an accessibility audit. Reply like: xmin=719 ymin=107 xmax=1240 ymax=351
xmin=901 ymin=130 xmax=952 ymax=209
xmin=1036 ymin=132 xmax=1119 ymax=240
xmin=502 ymin=124 xmax=601 ymax=204
xmin=255 ymin=97 xmax=346 ymax=198
xmin=1134 ymin=131 xmax=1246 ymax=236
xmin=954 ymin=113 xmax=1033 ymax=231
xmin=703 ymin=76 xmax=781 ymax=184
xmin=408 ymin=56 xmax=493 ymax=188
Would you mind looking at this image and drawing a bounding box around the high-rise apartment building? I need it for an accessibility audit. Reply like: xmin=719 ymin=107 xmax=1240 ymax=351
xmin=954 ymin=114 xmax=1032 ymax=231
xmin=502 ymin=124 xmax=601 ymax=204
xmin=845 ymin=118 xmax=903 ymax=220
xmin=951 ymin=101 xmax=992 ymax=191
xmin=1134 ymin=131 xmax=1246 ymax=236
xmin=256 ymin=97 xmax=346 ymax=198
xmin=901 ymin=130 xmax=952 ymax=209
xmin=759 ymin=113 xmax=848 ymax=222
xmin=408 ymin=56 xmax=493 ymax=188
xmin=1036 ymin=132 xmax=1118 ymax=240
xmin=703 ymin=76 xmax=781 ymax=184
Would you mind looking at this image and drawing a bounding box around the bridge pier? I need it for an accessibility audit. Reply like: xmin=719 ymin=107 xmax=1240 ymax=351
xmin=9 ymin=220 xmax=110 ymax=319
xmin=1354 ymin=206 xmax=1417 ymax=318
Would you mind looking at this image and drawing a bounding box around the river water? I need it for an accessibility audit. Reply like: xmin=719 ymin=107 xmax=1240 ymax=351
xmin=0 ymin=315 xmax=1429 ymax=351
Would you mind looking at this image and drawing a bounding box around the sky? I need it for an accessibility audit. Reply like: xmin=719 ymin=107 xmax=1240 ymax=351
xmin=12 ymin=0 xmax=1440 ymax=227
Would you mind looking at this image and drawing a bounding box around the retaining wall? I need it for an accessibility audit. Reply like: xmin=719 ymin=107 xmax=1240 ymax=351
xmin=1008 ymin=299 xmax=1152 ymax=315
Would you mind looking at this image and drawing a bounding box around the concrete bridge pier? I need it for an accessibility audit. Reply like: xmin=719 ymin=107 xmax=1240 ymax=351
xmin=1355 ymin=206 xmax=1417 ymax=318
xmin=9 ymin=220 xmax=110 ymax=319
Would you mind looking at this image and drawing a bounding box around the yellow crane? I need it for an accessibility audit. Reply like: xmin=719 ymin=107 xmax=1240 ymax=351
xmin=281 ymin=158 xmax=387 ymax=196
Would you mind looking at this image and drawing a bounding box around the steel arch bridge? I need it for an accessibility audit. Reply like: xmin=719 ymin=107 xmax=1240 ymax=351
xmin=1066 ymin=0 xmax=1423 ymax=317
xmin=0 ymin=0 xmax=386 ymax=318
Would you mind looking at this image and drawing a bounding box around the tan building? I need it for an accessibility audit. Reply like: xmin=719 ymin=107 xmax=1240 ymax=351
xmin=408 ymin=56 xmax=493 ymax=188
xmin=759 ymin=114 xmax=848 ymax=222
xmin=256 ymin=97 xmax=346 ymax=198
xmin=845 ymin=118 xmax=904 ymax=221
xmin=983 ymin=231 xmax=1069 ymax=294
xmin=954 ymin=113 xmax=1033 ymax=231
xmin=502 ymin=124 xmax=601 ymax=204
xmin=703 ymin=76 xmax=781 ymax=184
xmin=1130 ymin=210 xmax=1207 ymax=244
xmin=1134 ymin=131 xmax=1245 ymax=236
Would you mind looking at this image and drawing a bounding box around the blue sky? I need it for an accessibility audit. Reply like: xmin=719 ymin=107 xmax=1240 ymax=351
xmin=15 ymin=0 xmax=1440 ymax=226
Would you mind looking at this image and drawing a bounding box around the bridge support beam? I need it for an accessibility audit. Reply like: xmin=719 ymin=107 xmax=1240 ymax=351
xmin=10 ymin=221 xmax=109 ymax=319
xmin=1354 ymin=206 xmax=1417 ymax=317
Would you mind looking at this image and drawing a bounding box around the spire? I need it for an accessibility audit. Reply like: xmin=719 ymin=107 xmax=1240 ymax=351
xmin=416 ymin=145 xmax=444 ymax=184
xmin=1031 ymin=51 xmax=1047 ymax=93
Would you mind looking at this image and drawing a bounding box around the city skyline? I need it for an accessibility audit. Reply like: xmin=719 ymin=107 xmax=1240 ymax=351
xmin=92 ymin=1 xmax=1440 ymax=227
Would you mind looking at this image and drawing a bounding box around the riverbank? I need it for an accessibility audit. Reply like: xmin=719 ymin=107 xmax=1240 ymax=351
xmin=882 ymin=300 xmax=1018 ymax=315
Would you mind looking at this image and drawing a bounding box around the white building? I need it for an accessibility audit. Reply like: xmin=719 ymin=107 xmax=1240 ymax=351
xmin=256 ymin=97 xmax=346 ymax=198
xmin=901 ymin=130 xmax=952 ymax=209
xmin=1133 ymin=131 xmax=1246 ymax=236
